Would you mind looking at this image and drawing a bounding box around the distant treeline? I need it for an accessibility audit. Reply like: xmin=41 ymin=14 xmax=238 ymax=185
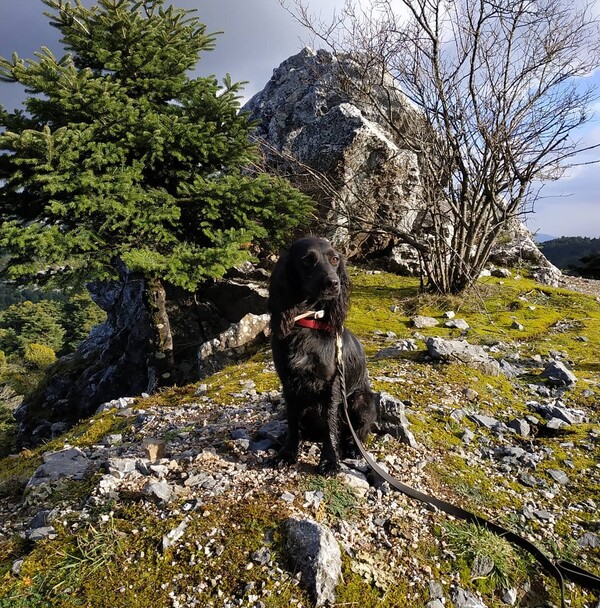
xmin=540 ymin=236 xmax=600 ymax=277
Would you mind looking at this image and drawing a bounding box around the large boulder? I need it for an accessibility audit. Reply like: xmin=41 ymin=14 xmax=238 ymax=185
xmin=245 ymin=49 xmax=558 ymax=278
xmin=243 ymin=48 xmax=423 ymax=259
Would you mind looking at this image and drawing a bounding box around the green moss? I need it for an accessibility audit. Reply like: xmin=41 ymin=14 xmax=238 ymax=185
xmin=0 ymin=493 xmax=311 ymax=608
xmin=303 ymin=474 xmax=359 ymax=520
xmin=2 ymin=267 xmax=599 ymax=607
xmin=334 ymin=553 xmax=427 ymax=607
xmin=205 ymin=354 xmax=280 ymax=405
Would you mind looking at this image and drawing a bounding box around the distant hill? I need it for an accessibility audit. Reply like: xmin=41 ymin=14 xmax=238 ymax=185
xmin=539 ymin=236 xmax=600 ymax=272
xmin=532 ymin=233 xmax=557 ymax=243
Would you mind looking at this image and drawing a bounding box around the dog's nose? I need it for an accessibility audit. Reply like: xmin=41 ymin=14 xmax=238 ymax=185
xmin=325 ymin=276 xmax=340 ymax=290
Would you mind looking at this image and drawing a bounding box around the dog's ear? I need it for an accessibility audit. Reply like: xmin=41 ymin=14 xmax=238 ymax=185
xmin=338 ymin=255 xmax=350 ymax=301
xmin=268 ymin=250 xmax=303 ymax=337
xmin=328 ymin=254 xmax=350 ymax=330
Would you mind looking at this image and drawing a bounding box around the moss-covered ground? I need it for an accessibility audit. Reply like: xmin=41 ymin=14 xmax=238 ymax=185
xmin=0 ymin=269 xmax=598 ymax=607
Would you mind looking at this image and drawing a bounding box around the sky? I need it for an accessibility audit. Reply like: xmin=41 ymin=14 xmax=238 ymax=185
xmin=0 ymin=0 xmax=599 ymax=239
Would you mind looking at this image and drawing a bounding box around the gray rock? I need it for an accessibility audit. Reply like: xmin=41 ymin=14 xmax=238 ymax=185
xmin=376 ymin=392 xmax=409 ymax=427
xmin=11 ymin=559 xmax=24 ymax=575
xmin=28 ymin=526 xmax=57 ymax=541
xmin=411 ymin=315 xmax=440 ymax=329
xmin=491 ymin=267 xmax=512 ymax=278
xmin=445 ymin=318 xmax=470 ymax=331
xmin=143 ymin=481 xmax=174 ymax=503
xmin=541 ymin=361 xmax=577 ymax=387
xmin=488 ymin=218 xmax=561 ymax=287
xmin=198 ymin=312 xmax=270 ymax=376
xmin=194 ymin=383 xmax=208 ymax=396
xmin=463 ymin=388 xmax=479 ymax=401
xmin=547 ymin=469 xmax=569 ymax=485
xmin=373 ymin=340 xmax=418 ymax=359
xmin=243 ymin=48 xmax=423 ymax=259
xmin=250 ymin=438 xmax=275 ymax=453
xmin=256 ymin=419 xmax=288 ymax=443
xmin=450 ymin=586 xmax=488 ymax=608
xmin=507 ymin=418 xmax=531 ymax=437
xmin=471 ymin=554 xmax=495 ymax=578
xmin=27 ymin=510 xmax=51 ymax=530
xmin=426 ymin=601 xmax=445 ymax=608
xmin=499 ymin=359 xmax=523 ymax=379
xmin=374 ymin=392 xmax=419 ymax=448
xmin=578 ymin=532 xmax=600 ymax=549
xmin=429 ymin=580 xmax=444 ymax=599
xmin=461 ymin=429 xmax=476 ymax=444
xmin=511 ymin=321 xmax=524 ymax=331
xmin=161 ymin=517 xmax=189 ymax=552
xmin=96 ymin=396 xmax=136 ymax=414
xmin=502 ymin=588 xmax=518 ymax=606
xmin=519 ymin=473 xmax=538 ymax=487
xmin=26 ymin=448 xmax=96 ymax=488
xmin=469 ymin=414 xmax=500 ymax=429
xmin=546 ymin=417 xmax=569 ymax=431
xmin=531 ymin=400 xmax=586 ymax=424
xmin=103 ymin=433 xmax=123 ymax=446
xmin=339 ymin=469 xmax=371 ymax=497
xmin=106 ymin=457 xmax=138 ymax=478
xmin=285 ymin=517 xmax=342 ymax=606
xmin=231 ymin=428 xmax=252 ymax=441
xmin=426 ymin=337 xmax=500 ymax=376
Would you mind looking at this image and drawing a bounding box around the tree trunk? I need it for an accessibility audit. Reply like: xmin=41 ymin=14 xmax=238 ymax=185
xmin=144 ymin=276 xmax=175 ymax=390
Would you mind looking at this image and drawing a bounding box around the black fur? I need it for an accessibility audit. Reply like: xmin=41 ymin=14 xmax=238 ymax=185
xmin=268 ymin=236 xmax=376 ymax=475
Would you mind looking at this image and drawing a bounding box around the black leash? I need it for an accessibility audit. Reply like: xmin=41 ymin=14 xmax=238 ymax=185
xmin=334 ymin=334 xmax=600 ymax=608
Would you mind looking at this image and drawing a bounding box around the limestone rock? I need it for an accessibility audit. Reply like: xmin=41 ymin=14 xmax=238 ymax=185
xmin=450 ymin=586 xmax=488 ymax=608
xmin=243 ymin=48 xmax=423 ymax=259
xmin=198 ymin=312 xmax=270 ymax=377
xmin=489 ymin=219 xmax=561 ymax=286
xmin=411 ymin=315 xmax=440 ymax=329
xmin=26 ymin=448 xmax=96 ymax=489
xmin=445 ymin=318 xmax=470 ymax=331
xmin=285 ymin=517 xmax=342 ymax=606
xmin=16 ymin=268 xmax=271 ymax=448
xmin=375 ymin=392 xmax=419 ymax=448
xmin=426 ymin=337 xmax=500 ymax=376
xmin=541 ymin=360 xmax=577 ymax=387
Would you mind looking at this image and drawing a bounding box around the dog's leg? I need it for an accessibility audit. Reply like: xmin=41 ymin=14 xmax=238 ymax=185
xmin=318 ymin=382 xmax=341 ymax=476
xmin=341 ymin=389 xmax=376 ymax=458
xmin=279 ymin=394 xmax=300 ymax=464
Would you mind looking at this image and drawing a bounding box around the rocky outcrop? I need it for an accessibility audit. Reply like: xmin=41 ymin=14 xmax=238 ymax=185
xmin=488 ymin=219 xmax=562 ymax=286
xmin=15 ymin=271 xmax=157 ymax=447
xmin=245 ymin=50 xmax=559 ymax=279
xmin=15 ymin=269 xmax=271 ymax=448
xmin=243 ymin=48 xmax=423 ymax=258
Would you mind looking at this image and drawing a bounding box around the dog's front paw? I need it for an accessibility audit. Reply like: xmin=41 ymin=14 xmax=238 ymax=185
xmin=317 ymin=459 xmax=340 ymax=477
xmin=278 ymin=445 xmax=299 ymax=465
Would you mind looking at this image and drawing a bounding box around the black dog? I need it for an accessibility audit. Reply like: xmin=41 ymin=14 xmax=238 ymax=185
xmin=268 ymin=236 xmax=376 ymax=475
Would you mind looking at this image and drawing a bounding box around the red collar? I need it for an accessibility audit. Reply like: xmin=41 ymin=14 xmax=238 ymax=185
xmin=295 ymin=317 xmax=336 ymax=333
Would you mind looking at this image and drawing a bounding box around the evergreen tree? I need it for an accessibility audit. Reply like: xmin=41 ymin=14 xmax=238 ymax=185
xmin=0 ymin=0 xmax=311 ymax=383
xmin=0 ymin=300 xmax=65 ymax=355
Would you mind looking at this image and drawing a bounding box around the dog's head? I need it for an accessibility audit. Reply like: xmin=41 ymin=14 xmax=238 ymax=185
xmin=268 ymin=236 xmax=350 ymax=336
xmin=288 ymin=236 xmax=346 ymax=301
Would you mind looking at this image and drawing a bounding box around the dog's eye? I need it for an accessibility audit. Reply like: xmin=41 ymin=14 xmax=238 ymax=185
xmin=302 ymin=253 xmax=317 ymax=267
xmin=330 ymin=256 xmax=340 ymax=266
